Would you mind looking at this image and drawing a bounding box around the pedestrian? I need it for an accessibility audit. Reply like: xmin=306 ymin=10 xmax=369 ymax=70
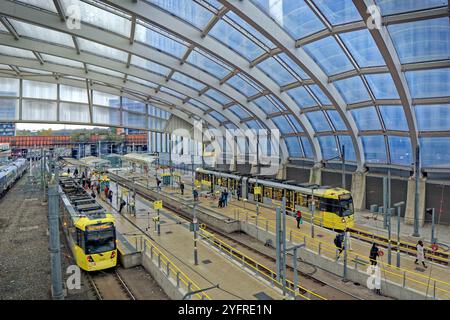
xmin=157 ymin=178 xmax=161 ymax=190
xmin=180 ymin=182 xmax=184 ymax=195
xmin=415 ymin=240 xmax=427 ymax=268
xmin=108 ymin=190 xmax=113 ymax=204
xmin=296 ymin=210 xmax=303 ymax=228
xmin=237 ymin=185 xmax=241 ymax=201
xmin=193 ymin=189 xmax=199 ymax=202
xmin=67 ymin=168 xmax=70 ymax=175
xmin=104 ymin=185 xmax=109 ymax=198
xmin=119 ymin=198 xmax=126 ymax=214
xmin=74 ymin=168 xmax=78 ymax=177
xmin=345 ymin=228 xmax=352 ymax=251
xmin=369 ymin=243 xmax=379 ymax=266
xmin=334 ymin=232 xmax=345 ymax=260
xmin=96 ymin=183 xmax=100 ymax=195
xmin=223 ymin=189 xmax=229 ymax=207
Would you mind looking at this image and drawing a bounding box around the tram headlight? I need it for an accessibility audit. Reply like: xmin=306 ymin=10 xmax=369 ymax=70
xmin=342 ymin=218 xmax=346 ymax=223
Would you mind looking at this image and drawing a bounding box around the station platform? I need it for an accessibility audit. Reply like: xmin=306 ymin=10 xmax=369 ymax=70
xmin=93 ymin=186 xmax=293 ymax=300
xmin=110 ymin=169 xmax=450 ymax=300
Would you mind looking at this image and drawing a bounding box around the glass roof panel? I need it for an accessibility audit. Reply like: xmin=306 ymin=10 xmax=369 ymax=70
xmin=23 ymin=80 xmax=57 ymax=100
xmin=253 ymin=96 xmax=281 ymax=114
xmin=135 ymin=24 xmax=187 ymax=58
xmin=300 ymin=136 xmax=314 ymax=158
xmin=245 ymin=119 xmax=263 ymax=129
xmin=388 ymin=136 xmax=412 ymax=166
xmin=365 ymin=73 xmax=399 ymax=99
xmin=148 ymin=0 xmax=213 ymax=29
xmin=272 ymin=115 xmax=294 ymax=134
xmin=313 ymin=0 xmax=362 ymax=25
xmin=405 ymin=68 xmax=450 ymax=98
xmin=306 ymin=111 xmax=332 ymax=132
xmin=285 ymin=136 xmax=303 ymax=158
xmin=361 ymin=135 xmax=387 ymax=163
xmin=0 ymin=78 xmax=19 ymax=96
xmin=130 ymin=55 xmax=169 ymax=76
xmin=252 ymin=0 xmax=326 ymax=40
xmin=88 ymin=64 xmax=124 ymax=78
xmin=420 ymin=137 xmax=450 ymax=167
xmin=128 ymin=75 xmax=158 ymax=88
xmin=16 ymin=0 xmax=57 ymax=12
xmin=186 ymin=49 xmax=231 ymax=79
xmin=256 ymin=57 xmax=297 ymax=86
xmin=337 ymin=135 xmax=356 ymax=162
xmin=122 ymin=97 xmax=146 ymax=113
xmin=93 ymin=91 xmax=120 ymax=107
xmin=189 ymin=99 xmax=209 ymax=111
xmin=77 ymin=38 xmax=128 ymax=62
xmin=210 ymin=110 xmax=227 ymax=122
xmin=339 ymin=29 xmax=386 ymax=68
xmin=287 ymin=114 xmax=304 ymax=133
xmin=10 ymin=19 xmax=74 ymax=47
xmin=388 ymin=18 xmax=450 ymax=64
xmin=375 ymin=0 xmax=448 ymax=16
xmin=172 ymin=72 xmax=205 ymax=90
xmin=229 ymin=104 xmax=251 ymax=118
xmin=351 ymin=107 xmax=382 ymax=130
xmin=41 ymin=54 xmax=83 ymax=68
xmin=327 ymin=110 xmax=347 ymax=131
xmin=226 ymin=11 xmax=276 ymax=49
xmin=209 ymin=20 xmax=264 ymax=61
xmin=334 ymin=76 xmax=371 ymax=104
xmin=303 ymin=36 xmax=354 ymax=76
xmin=379 ymin=105 xmax=409 ymax=131
xmin=308 ymin=85 xmax=331 ymax=105
xmin=318 ymin=136 xmax=339 ymax=159
xmin=286 ymin=86 xmax=317 ymax=108
xmin=160 ymin=86 xmax=186 ymax=99
xmin=277 ymin=53 xmax=310 ymax=80
xmin=227 ymin=75 xmax=260 ymax=97
xmin=204 ymin=89 xmax=231 ymax=105
xmin=60 ymin=85 xmax=88 ymax=103
xmin=0 ymin=45 xmax=35 ymax=59
xmin=61 ymin=0 xmax=131 ymax=36
xmin=415 ymin=104 xmax=450 ymax=131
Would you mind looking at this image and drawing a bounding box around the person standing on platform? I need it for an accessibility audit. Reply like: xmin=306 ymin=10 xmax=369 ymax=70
xmin=223 ymin=189 xmax=229 ymax=207
xmin=67 ymin=168 xmax=71 ymax=175
xmin=180 ymin=182 xmax=185 ymax=195
xmin=96 ymin=183 xmax=100 ymax=196
xmin=369 ymin=243 xmax=379 ymax=266
xmin=296 ymin=210 xmax=303 ymax=228
xmin=345 ymin=229 xmax=352 ymax=251
xmin=334 ymin=232 xmax=345 ymax=260
xmin=119 ymin=198 xmax=126 ymax=214
xmin=74 ymin=168 xmax=78 ymax=177
xmin=108 ymin=190 xmax=113 ymax=204
xmin=415 ymin=240 xmax=427 ymax=268
xmin=104 ymin=185 xmax=109 ymax=199
xmin=156 ymin=178 xmax=161 ymax=191
xmin=237 ymin=185 xmax=241 ymax=201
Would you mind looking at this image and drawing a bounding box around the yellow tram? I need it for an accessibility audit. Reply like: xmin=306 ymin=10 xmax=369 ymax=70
xmin=60 ymin=176 xmax=117 ymax=271
xmin=196 ymin=168 xmax=354 ymax=230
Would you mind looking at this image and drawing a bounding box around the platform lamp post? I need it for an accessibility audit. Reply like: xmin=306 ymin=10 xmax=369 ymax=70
xmin=191 ymin=153 xmax=198 ymax=266
xmin=394 ymin=201 xmax=404 ymax=268
xmin=310 ymin=186 xmax=318 ymax=238
xmin=426 ymin=208 xmax=437 ymax=244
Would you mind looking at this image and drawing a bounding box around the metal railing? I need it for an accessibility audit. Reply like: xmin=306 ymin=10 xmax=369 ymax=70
xmin=238 ymin=209 xmax=450 ymax=300
xmin=198 ymin=227 xmax=326 ymax=300
xmin=129 ymin=235 xmax=211 ymax=300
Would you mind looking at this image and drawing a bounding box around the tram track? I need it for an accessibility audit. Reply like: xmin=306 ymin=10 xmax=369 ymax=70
xmin=87 ymin=268 xmax=136 ymax=300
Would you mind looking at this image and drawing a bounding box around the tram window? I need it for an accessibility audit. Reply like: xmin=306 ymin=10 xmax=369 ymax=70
xmin=77 ymin=228 xmax=84 ymax=249
xmin=273 ymin=188 xmax=283 ymax=201
xmin=85 ymin=227 xmax=116 ymax=254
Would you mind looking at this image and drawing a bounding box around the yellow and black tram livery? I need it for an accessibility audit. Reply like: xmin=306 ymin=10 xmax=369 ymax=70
xmin=195 ymin=168 xmax=354 ymax=230
xmin=59 ymin=175 xmax=117 ymax=271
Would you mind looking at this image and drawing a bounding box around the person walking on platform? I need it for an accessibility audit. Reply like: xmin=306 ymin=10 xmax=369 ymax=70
xmin=334 ymin=232 xmax=345 ymax=260
xmin=119 ymin=198 xmax=126 ymax=214
xmin=74 ymin=168 xmax=78 ymax=177
xmin=415 ymin=240 xmax=427 ymax=268
xmin=104 ymin=185 xmax=109 ymax=199
xmin=180 ymin=182 xmax=185 ymax=195
xmin=67 ymin=168 xmax=71 ymax=175
xmin=156 ymin=178 xmax=161 ymax=191
xmin=296 ymin=210 xmax=303 ymax=228
xmin=193 ymin=189 xmax=199 ymax=202
xmin=237 ymin=185 xmax=241 ymax=201
xmin=108 ymin=190 xmax=113 ymax=204
xmin=369 ymin=243 xmax=379 ymax=266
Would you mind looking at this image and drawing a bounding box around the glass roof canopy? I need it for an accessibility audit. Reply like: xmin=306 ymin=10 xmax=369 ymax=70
xmin=0 ymin=0 xmax=448 ymax=171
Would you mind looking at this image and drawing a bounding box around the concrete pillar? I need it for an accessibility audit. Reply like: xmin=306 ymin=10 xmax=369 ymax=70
xmin=309 ymin=163 xmax=322 ymax=185
xmin=351 ymin=170 xmax=367 ymax=211
xmin=404 ymin=177 xmax=426 ymax=227
xmin=276 ymin=162 xmax=287 ymax=180
xmin=229 ymin=155 xmax=237 ymax=172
